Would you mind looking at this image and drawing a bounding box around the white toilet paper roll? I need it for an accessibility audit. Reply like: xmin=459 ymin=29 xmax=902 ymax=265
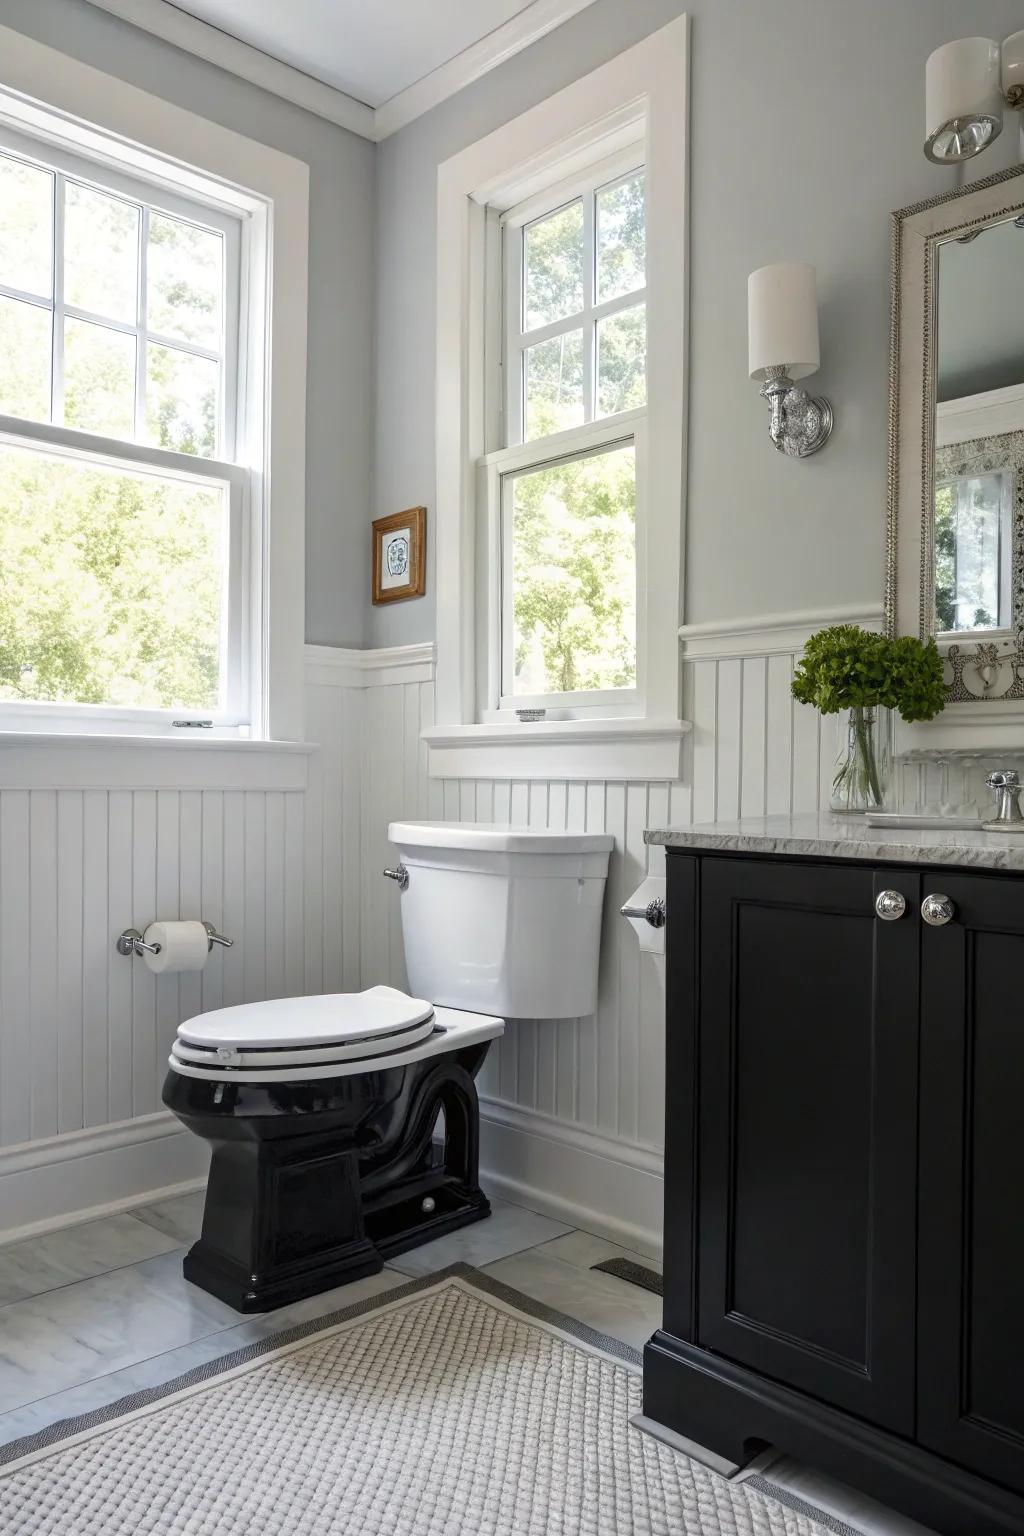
xmin=142 ymin=920 xmax=210 ymax=975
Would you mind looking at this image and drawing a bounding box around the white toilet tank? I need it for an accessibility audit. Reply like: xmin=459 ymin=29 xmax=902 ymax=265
xmin=387 ymin=821 xmax=614 ymax=1018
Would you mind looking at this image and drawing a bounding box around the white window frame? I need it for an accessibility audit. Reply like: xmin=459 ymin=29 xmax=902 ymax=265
xmin=0 ymin=25 xmax=309 ymax=742
xmin=0 ymin=127 xmax=250 ymax=734
xmin=426 ymin=15 xmax=690 ymax=780
xmin=487 ymin=146 xmax=648 ymax=720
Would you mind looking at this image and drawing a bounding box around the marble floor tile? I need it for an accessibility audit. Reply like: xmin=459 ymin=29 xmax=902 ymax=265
xmin=535 ymin=1228 xmax=663 ymax=1277
xmin=386 ymin=1197 xmax=572 ymax=1277
xmin=132 ymin=1190 xmax=206 ymax=1247
xmin=741 ymin=1454 xmax=939 ymax=1536
xmin=483 ymin=1246 xmax=662 ymax=1351
xmin=0 ymin=1248 xmax=238 ymax=1414
xmin=0 ymin=1265 xmax=409 ymax=1447
xmin=0 ymin=1215 xmax=182 ymax=1306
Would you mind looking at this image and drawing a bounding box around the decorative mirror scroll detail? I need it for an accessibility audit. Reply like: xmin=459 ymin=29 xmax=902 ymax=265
xmin=887 ymin=163 xmax=1024 ymax=705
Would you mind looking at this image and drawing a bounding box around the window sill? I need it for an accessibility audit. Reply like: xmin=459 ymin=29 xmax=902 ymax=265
xmin=0 ymin=732 xmax=313 ymax=791
xmin=421 ymin=717 xmax=690 ymax=781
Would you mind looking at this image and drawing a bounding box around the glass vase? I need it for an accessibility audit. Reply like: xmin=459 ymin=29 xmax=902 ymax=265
xmin=831 ymin=706 xmax=893 ymax=815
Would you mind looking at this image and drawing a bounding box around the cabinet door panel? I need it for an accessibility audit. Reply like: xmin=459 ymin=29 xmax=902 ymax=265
xmin=919 ymin=873 xmax=1024 ymax=1493
xmin=698 ymin=858 xmax=919 ymax=1433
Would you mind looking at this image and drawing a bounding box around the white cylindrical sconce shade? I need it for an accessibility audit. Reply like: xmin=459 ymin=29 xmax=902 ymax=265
xmin=925 ymin=37 xmax=1002 ymax=161
xmin=748 ymin=262 xmax=820 ymax=381
xmin=1003 ymin=30 xmax=1024 ymax=108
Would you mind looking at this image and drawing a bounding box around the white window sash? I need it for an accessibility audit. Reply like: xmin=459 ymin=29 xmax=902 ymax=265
xmin=481 ymin=413 xmax=645 ymax=719
xmin=0 ymin=415 xmax=250 ymax=732
xmin=502 ymin=146 xmax=646 ymax=449
xmin=0 ymin=123 xmax=241 ymax=462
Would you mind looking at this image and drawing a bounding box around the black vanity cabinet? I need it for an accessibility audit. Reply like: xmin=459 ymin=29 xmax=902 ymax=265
xmin=644 ymin=850 xmax=1024 ymax=1536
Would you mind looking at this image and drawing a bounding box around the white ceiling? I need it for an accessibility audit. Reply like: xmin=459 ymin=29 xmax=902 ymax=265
xmin=166 ymin=0 xmax=538 ymax=108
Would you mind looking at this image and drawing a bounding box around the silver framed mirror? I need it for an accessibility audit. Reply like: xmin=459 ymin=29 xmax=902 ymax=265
xmin=887 ymin=163 xmax=1024 ymax=702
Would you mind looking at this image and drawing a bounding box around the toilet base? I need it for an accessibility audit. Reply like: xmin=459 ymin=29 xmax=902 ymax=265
xmin=163 ymin=1038 xmax=495 ymax=1312
xmin=183 ymin=1177 xmax=492 ymax=1313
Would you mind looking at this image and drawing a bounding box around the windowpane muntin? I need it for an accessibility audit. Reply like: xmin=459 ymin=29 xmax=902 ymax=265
xmin=0 ymin=139 xmax=235 ymax=461
xmin=505 ymin=160 xmax=646 ymax=448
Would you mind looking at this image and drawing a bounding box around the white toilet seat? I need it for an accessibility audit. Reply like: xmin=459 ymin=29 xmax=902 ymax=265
xmin=168 ymin=987 xmax=504 ymax=1083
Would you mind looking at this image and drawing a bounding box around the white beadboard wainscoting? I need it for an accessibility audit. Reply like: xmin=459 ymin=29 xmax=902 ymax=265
xmin=309 ymin=606 xmax=884 ymax=1256
xmin=1 ymin=606 xmax=898 ymax=1248
xmin=0 ymin=739 xmax=315 ymax=1239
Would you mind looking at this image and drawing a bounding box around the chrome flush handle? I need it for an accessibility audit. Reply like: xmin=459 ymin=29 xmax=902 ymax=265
xmin=620 ymin=897 xmax=667 ymax=929
xmin=383 ymin=865 xmax=409 ymax=891
xmin=921 ymin=893 xmax=955 ymax=927
xmin=875 ymin=890 xmax=907 ymax=921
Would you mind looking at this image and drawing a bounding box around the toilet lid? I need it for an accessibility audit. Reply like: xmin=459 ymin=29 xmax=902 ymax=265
xmin=176 ymin=986 xmax=434 ymax=1052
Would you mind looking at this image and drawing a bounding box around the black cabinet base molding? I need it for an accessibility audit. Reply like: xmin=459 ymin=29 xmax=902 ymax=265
xmin=644 ymin=1333 xmax=1024 ymax=1536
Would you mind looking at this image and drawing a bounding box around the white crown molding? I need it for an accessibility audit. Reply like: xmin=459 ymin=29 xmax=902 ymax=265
xmin=679 ymin=604 xmax=885 ymax=661
xmin=373 ymin=0 xmax=602 ymax=140
xmin=305 ymin=642 xmax=436 ymax=689
xmin=935 ymin=382 xmax=1024 ymax=448
xmin=83 ymin=0 xmax=602 ymax=142
xmin=83 ymin=0 xmax=376 ymax=137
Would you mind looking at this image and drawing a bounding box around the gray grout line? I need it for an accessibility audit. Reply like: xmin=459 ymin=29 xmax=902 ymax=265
xmin=0 ymin=1226 xmax=189 ymax=1314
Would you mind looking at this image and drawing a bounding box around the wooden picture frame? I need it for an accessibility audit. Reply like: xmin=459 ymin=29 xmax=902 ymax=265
xmin=372 ymin=506 xmax=426 ymax=604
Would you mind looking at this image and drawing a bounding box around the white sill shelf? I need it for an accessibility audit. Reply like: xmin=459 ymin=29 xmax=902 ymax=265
xmin=0 ymin=732 xmax=314 ymax=791
xmin=421 ymin=717 xmax=690 ymax=782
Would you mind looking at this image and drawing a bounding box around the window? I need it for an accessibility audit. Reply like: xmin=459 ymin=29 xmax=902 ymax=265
xmin=0 ymin=126 xmax=249 ymax=730
xmin=430 ymin=17 xmax=688 ymax=779
xmin=487 ymin=155 xmax=647 ymax=717
xmin=934 ymin=469 xmax=1012 ymax=633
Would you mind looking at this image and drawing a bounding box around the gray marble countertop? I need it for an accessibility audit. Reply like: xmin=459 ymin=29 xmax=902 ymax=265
xmin=645 ymin=812 xmax=1024 ymax=871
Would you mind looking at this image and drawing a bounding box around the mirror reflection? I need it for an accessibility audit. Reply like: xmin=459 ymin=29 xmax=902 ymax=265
xmin=934 ymin=217 xmax=1024 ymax=636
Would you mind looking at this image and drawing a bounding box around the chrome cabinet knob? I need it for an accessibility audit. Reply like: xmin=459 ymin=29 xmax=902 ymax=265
xmin=875 ymin=890 xmax=907 ymax=921
xmin=921 ymin=893 xmax=955 ymax=927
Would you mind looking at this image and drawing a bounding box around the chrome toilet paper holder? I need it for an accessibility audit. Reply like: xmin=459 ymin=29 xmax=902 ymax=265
xmin=116 ymin=922 xmax=234 ymax=958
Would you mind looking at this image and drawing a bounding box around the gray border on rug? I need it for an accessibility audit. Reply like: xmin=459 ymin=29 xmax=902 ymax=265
xmin=0 ymin=1261 xmax=862 ymax=1536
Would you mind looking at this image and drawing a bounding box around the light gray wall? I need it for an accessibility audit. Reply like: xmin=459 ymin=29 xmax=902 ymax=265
xmin=0 ymin=0 xmax=375 ymax=647
xmin=370 ymin=0 xmax=1023 ymax=646
xmin=937 ymin=217 xmax=1024 ymax=400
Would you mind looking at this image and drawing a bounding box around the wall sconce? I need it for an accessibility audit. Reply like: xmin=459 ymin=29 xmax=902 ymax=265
xmin=924 ymin=32 xmax=1024 ymax=163
xmin=748 ymin=262 xmax=833 ymax=459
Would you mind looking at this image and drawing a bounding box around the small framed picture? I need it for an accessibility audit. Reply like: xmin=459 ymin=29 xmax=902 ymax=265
xmin=372 ymin=507 xmax=426 ymax=604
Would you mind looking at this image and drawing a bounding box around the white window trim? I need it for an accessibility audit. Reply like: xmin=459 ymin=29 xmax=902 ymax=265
xmin=0 ymin=24 xmax=309 ymax=743
xmin=428 ymin=14 xmax=690 ymax=781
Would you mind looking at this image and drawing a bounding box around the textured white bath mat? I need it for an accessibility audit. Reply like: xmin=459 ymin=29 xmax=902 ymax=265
xmin=0 ymin=1264 xmax=856 ymax=1535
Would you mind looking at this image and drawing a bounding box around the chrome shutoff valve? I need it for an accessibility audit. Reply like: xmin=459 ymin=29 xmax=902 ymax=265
xmin=983 ymin=769 xmax=1024 ymax=833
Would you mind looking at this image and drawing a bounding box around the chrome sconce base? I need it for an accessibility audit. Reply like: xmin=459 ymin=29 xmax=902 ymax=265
xmin=760 ymin=366 xmax=834 ymax=458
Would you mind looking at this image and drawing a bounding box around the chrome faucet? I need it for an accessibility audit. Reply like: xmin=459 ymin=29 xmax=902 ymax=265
xmin=983 ymin=770 xmax=1024 ymax=832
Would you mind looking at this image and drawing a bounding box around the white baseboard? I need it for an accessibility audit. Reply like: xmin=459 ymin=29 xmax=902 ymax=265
xmin=479 ymin=1099 xmax=664 ymax=1260
xmin=0 ymin=1112 xmax=210 ymax=1245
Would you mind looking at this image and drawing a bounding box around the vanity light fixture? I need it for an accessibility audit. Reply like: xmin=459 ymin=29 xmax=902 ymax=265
xmin=747 ymin=261 xmax=833 ymax=459
xmin=925 ymin=37 xmax=1002 ymax=162
xmin=1004 ymin=31 xmax=1024 ymax=110
xmin=924 ymin=32 xmax=1024 ymax=164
